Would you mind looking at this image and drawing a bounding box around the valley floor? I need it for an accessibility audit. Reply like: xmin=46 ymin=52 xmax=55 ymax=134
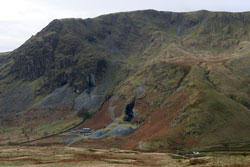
xmin=0 ymin=146 xmax=250 ymax=167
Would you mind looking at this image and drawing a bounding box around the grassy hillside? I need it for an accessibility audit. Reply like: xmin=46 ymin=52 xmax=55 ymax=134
xmin=1 ymin=10 xmax=250 ymax=151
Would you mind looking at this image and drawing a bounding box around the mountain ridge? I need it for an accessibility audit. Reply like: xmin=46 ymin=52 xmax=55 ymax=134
xmin=1 ymin=10 xmax=250 ymax=151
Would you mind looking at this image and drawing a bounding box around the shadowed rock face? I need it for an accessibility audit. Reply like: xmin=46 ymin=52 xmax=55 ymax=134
xmin=11 ymin=33 xmax=59 ymax=80
xmin=86 ymin=74 xmax=95 ymax=94
xmin=10 ymin=20 xmax=63 ymax=79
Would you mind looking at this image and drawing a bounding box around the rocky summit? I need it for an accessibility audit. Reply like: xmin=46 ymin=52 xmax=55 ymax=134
xmin=1 ymin=10 xmax=250 ymax=151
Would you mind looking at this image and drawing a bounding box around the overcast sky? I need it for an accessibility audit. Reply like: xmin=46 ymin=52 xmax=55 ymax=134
xmin=0 ymin=0 xmax=250 ymax=52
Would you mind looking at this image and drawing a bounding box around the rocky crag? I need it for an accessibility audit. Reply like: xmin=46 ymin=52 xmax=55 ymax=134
xmin=1 ymin=10 xmax=250 ymax=151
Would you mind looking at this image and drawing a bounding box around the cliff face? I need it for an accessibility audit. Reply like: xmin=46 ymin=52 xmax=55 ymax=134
xmin=7 ymin=10 xmax=250 ymax=90
xmin=1 ymin=10 xmax=250 ymax=151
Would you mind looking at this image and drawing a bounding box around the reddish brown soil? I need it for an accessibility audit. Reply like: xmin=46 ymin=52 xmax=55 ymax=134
xmin=121 ymin=89 xmax=191 ymax=150
xmin=71 ymin=89 xmax=198 ymax=151
xmin=79 ymin=97 xmax=124 ymax=130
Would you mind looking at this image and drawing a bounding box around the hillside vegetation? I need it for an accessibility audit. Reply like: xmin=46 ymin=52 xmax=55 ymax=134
xmin=1 ymin=10 xmax=250 ymax=151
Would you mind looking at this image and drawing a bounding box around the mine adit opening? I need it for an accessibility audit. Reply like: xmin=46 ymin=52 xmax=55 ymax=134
xmin=124 ymin=98 xmax=135 ymax=122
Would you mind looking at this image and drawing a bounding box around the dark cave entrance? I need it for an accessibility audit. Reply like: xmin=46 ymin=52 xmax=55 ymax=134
xmin=124 ymin=98 xmax=135 ymax=122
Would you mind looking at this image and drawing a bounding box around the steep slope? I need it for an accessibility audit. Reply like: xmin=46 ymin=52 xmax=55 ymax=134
xmin=1 ymin=10 xmax=250 ymax=151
